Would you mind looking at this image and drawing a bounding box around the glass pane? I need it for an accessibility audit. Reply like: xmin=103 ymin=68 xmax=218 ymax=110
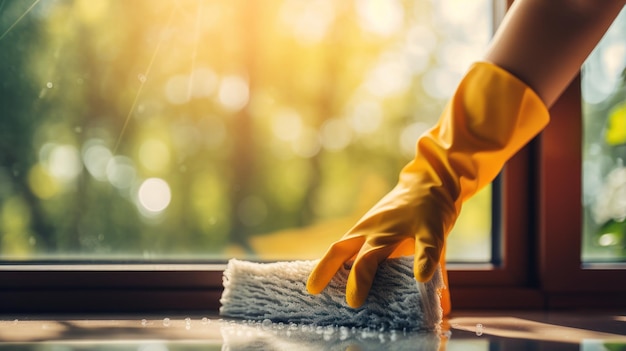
xmin=0 ymin=0 xmax=492 ymax=262
xmin=581 ymin=7 xmax=626 ymax=262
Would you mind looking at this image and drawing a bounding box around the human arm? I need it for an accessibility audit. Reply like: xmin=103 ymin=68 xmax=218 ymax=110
xmin=486 ymin=0 xmax=625 ymax=107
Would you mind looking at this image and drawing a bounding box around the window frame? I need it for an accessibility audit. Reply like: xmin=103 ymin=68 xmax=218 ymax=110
xmin=537 ymin=76 xmax=626 ymax=308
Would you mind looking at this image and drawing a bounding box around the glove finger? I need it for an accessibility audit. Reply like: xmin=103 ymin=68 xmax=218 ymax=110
xmin=413 ymin=233 xmax=443 ymax=282
xmin=345 ymin=244 xmax=396 ymax=308
xmin=306 ymin=237 xmax=363 ymax=295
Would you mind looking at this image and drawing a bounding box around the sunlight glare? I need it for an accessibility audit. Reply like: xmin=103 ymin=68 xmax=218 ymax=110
xmin=436 ymin=0 xmax=479 ymax=27
xmin=75 ymin=0 xmax=108 ymax=24
xmin=280 ymin=0 xmax=335 ymax=44
xmin=355 ymin=0 xmax=404 ymax=37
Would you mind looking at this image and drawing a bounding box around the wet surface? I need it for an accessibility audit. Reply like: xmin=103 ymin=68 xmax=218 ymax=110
xmin=0 ymin=311 xmax=624 ymax=350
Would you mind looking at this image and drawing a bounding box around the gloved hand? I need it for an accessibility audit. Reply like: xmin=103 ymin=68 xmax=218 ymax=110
xmin=307 ymin=62 xmax=549 ymax=308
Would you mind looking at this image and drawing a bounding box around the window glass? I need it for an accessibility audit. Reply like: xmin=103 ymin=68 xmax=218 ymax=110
xmin=0 ymin=0 xmax=491 ymax=262
xmin=581 ymin=7 xmax=626 ymax=262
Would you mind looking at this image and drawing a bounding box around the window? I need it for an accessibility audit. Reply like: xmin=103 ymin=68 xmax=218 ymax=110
xmin=0 ymin=0 xmax=493 ymax=264
xmin=581 ymin=9 xmax=626 ymax=263
xmin=0 ymin=0 xmax=501 ymax=313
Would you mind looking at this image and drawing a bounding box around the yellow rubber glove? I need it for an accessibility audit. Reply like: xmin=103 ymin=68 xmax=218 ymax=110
xmin=307 ymin=62 xmax=549 ymax=308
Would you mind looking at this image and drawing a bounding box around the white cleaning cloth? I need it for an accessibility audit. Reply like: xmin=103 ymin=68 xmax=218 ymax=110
xmin=219 ymin=257 xmax=443 ymax=332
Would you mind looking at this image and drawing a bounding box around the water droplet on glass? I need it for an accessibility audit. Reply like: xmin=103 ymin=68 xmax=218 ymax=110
xmin=141 ymin=319 xmax=148 ymax=326
xmin=138 ymin=74 xmax=147 ymax=83
xmin=185 ymin=317 xmax=191 ymax=324
xmin=163 ymin=317 xmax=170 ymax=327
xmin=261 ymin=319 xmax=272 ymax=330
xmin=201 ymin=317 xmax=209 ymax=325
xmin=475 ymin=323 xmax=483 ymax=336
xmin=46 ymin=82 xmax=53 ymax=88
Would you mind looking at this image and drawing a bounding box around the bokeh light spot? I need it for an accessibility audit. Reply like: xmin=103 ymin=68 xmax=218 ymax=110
xmin=28 ymin=164 xmax=59 ymax=199
xmin=106 ymin=156 xmax=136 ymax=189
xmin=291 ymin=127 xmax=321 ymax=158
xmin=47 ymin=144 xmax=82 ymax=182
xmin=365 ymin=56 xmax=411 ymax=97
xmin=280 ymin=0 xmax=335 ymax=44
xmin=218 ymin=76 xmax=249 ymax=111
xmin=272 ymin=108 xmax=303 ymax=141
xmin=82 ymin=140 xmax=113 ymax=181
xmin=165 ymin=74 xmax=192 ymax=105
xmin=355 ymin=0 xmax=404 ymax=36
xmin=348 ymin=100 xmax=383 ymax=134
xmin=190 ymin=67 xmax=218 ymax=98
xmin=138 ymin=178 xmax=172 ymax=213
xmin=320 ymin=118 xmax=352 ymax=151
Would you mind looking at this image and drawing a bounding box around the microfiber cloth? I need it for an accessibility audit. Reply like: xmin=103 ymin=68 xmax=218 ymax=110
xmin=219 ymin=256 xmax=443 ymax=332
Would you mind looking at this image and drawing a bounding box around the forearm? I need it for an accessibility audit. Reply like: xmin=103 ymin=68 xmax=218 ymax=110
xmin=484 ymin=0 xmax=625 ymax=107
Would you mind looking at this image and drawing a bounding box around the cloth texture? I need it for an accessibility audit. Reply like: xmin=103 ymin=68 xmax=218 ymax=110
xmin=220 ymin=256 xmax=443 ymax=332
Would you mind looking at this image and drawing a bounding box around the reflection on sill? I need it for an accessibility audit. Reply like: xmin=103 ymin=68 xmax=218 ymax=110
xmin=582 ymin=262 xmax=626 ymax=270
xmin=0 ymin=311 xmax=624 ymax=350
xmin=446 ymin=262 xmax=496 ymax=271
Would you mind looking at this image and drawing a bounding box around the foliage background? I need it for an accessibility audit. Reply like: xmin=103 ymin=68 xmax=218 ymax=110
xmin=0 ymin=0 xmax=493 ymax=261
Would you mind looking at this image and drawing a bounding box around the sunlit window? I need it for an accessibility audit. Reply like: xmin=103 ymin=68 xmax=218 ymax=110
xmin=581 ymin=7 xmax=626 ymax=262
xmin=0 ymin=0 xmax=491 ymax=262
